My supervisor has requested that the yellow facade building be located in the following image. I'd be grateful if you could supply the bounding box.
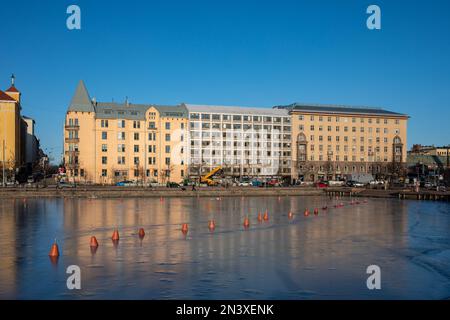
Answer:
[0,76,22,171]
[276,103,409,182]
[64,81,188,184]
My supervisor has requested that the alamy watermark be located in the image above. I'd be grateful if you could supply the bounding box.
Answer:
[366,265,381,290]
[367,5,381,30]
[66,265,81,290]
[66,5,81,30]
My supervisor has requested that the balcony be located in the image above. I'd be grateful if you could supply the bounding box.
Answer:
[65,150,80,156]
[65,137,79,143]
[65,124,80,130]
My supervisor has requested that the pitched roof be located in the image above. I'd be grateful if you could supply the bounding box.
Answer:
[5,86,19,93]
[94,103,187,120]
[0,90,16,102]
[68,80,95,112]
[274,103,408,117]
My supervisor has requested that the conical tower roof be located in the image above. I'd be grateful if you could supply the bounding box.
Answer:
[68,80,94,112]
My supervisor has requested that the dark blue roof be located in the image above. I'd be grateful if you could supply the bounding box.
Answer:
[274,103,408,117]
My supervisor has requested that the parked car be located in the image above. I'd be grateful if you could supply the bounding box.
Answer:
[238,181,251,187]
[116,180,137,187]
[166,182,181,188]
[369,180,385,185]
[346,180,365,187]
[328,180,345,186]
[315,181,328,188]
[57,181,76,188]
[251,180,262,187]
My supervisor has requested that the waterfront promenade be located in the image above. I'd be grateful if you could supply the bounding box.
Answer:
[0,185,449,201]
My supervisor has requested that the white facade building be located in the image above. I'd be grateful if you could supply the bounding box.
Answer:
[183,104,292,179]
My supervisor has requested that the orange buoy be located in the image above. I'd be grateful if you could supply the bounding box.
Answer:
[90,236,99,248]
[314,208,319,216]
[208,220,216,231]
[243,217,250,228]
[111,229,120,241]
[181,223,189,233]
[257,212,263,222]
[138,228,145,238]
[304,209,310,217]
[288,211,294,219]
[263,212,269,221]
[49,240,60,257]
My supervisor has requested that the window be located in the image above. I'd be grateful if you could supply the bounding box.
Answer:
[118,144,125,152]
[148,132,156,141]
[299,115,304,121]
[165,145,170,153]
[133,121,140,129]
[165,122,171,130]
[165,157,170,165]
[165,134,170,141]
[102,157,107,165]
[118,156,125,165]
[118,120,125,128]
[101,120,108,128]
[118,132,125,140]
[148,122,156,129]
[102,132,107,140]
[310,125,315,131]
[148,157,156,165]
[134,145,139,153]
[134,132,139,140]
[134,157,139,165]
[101,144,107,152]
[101,169,107,177]
[299,125,304,131]
[181,123,185,129]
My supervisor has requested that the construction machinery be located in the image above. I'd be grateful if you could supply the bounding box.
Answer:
[200,166,222,186]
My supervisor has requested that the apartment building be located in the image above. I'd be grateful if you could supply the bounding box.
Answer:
[409,144,450,157]
[64,81,408,184]
[184,104,292,179]
[64,81,188,184]
[275,103,409,182]
[1,75,42,179]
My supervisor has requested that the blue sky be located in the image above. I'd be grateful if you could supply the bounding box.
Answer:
[1,0,449,162]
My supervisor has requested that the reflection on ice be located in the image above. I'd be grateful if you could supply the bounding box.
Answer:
[0,196,449,299]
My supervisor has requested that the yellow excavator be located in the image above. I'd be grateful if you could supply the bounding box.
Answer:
[200,166,222,186]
